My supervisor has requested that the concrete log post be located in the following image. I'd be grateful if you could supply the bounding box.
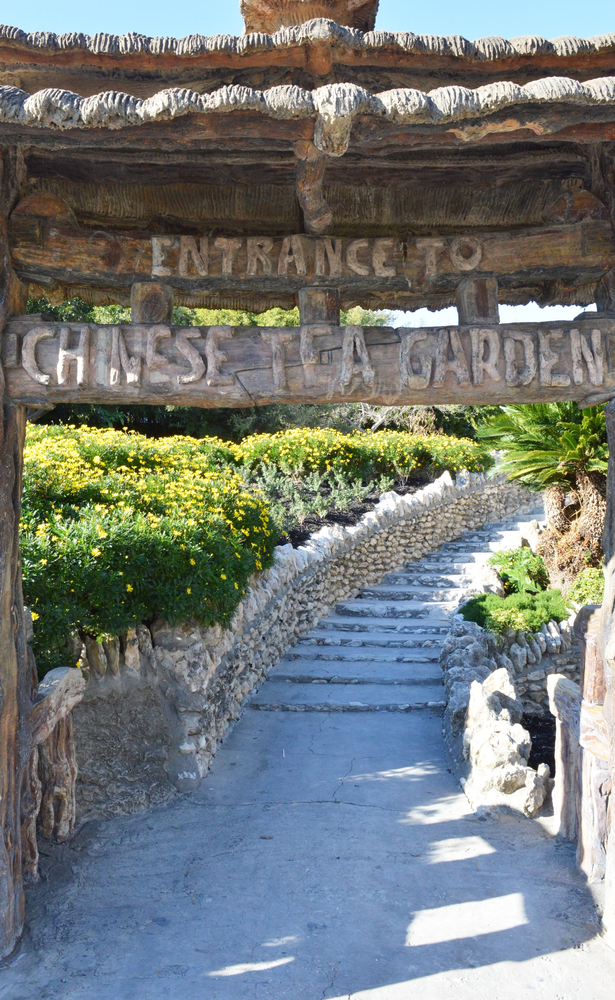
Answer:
[600,400,615,947]
[575,605,610,881]
[547,673,582,841]
[0,148,32,957]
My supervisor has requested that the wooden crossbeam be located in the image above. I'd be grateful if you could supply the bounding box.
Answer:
[9,209,615,310]
[3,316,614,408]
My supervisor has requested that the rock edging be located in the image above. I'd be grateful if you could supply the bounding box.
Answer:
[72,469,533,819]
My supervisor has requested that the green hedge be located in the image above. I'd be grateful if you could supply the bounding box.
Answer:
[459,590,569,634]
[22,426,275,673]
[236,428,492,480]
[23,424,491,673]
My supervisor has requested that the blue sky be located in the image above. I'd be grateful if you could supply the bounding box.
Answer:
[4,0,613,41]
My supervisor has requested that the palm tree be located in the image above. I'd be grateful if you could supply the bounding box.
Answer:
[476,403,608,541]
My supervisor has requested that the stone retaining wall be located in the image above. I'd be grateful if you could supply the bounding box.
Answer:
[71,470,534,820]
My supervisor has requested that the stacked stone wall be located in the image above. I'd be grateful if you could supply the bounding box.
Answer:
[72,470,535,819]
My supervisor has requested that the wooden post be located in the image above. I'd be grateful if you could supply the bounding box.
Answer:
[600,400,615,947]
[456,276,500,325]
[294,140,332,236]
[575,606,610,881]
[298,286,340,325]
[130,282,173,324]
[0,148,31,957]
[547,674,582,841]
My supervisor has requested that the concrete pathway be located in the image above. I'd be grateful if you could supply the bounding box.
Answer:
[3,501,615,999]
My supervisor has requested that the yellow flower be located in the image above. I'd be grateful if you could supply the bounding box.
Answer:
[91,548,101,557]
[187,587,191,594]
[190,558,196,565]
[126,584,133,592]
[30,611,39,620]
[220,573,226,580]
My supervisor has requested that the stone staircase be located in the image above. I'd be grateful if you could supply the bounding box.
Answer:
[250,499,546,714]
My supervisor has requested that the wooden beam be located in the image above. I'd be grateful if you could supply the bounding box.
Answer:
[8,204,615,312]
[2,316,615,409]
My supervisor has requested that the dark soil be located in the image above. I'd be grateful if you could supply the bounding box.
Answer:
[278,481,423,548]
[524,713,556,774]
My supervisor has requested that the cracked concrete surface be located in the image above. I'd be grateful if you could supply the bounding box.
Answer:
[2,709,614,999]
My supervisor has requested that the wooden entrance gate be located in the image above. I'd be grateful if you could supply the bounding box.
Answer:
[1,6,615,955]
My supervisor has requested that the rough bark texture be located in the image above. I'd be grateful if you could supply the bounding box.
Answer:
[543,484,571,535]
[0,148,31,958]
[37,715,79,843]
[547,673,582,842]
[600,400,615,947]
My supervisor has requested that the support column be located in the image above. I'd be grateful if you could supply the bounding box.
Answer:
[456,276,499,325]
[0,148,30,956]
[600,400,615,948]
[130,282,173,324]
[294,140,332,236]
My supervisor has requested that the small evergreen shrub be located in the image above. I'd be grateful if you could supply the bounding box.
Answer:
[460,590,568,634]
[567,567,604,606]
[488,547,550,595]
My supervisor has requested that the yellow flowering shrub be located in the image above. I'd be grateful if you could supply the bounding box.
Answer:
[22,425,275,673]
[237,427,491,480]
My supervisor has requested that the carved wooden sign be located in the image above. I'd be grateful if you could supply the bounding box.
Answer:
[9,215,615,303]
[3,316,614,408]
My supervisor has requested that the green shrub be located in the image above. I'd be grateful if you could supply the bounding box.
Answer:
[460,590,568,634]
[236,428,491,481]
[488,547,550,595]
[22,426,275,674]
[567,567,604,606]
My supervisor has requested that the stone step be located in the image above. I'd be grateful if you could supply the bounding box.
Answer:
[379,573,473,587]
[269,660,442,684]
[297,632,445,647]
[334,601,452,619]
[308,617,450,633]
[358,586,465,602]
[286,646,440,662]
[250,680,446,712]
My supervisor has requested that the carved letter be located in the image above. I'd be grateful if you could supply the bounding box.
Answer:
[278,237,307,276]
[399,330,432,389]
[571,329,604,386]
[504,333,537,386]
[339,326,375,388]
[205,326,235,386]
[22,327,53,385]
[432,329,470,387]
[214,237,242,276]
[261,330,294,391]
[449,237,482,272]
[110,328,141,386]
[300,324,331,366]
[178,236,208,277]
[372,239,396,278]
[151,236,174,277]
[146,326,172,368]
[315,238,342,277]
[247,237,273,275]
[416,239,444,280]
[57,326,90,386]
[470,328,501,385]
[539,329,571,387]
[346,240,371,276]
[176,330,206,385]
